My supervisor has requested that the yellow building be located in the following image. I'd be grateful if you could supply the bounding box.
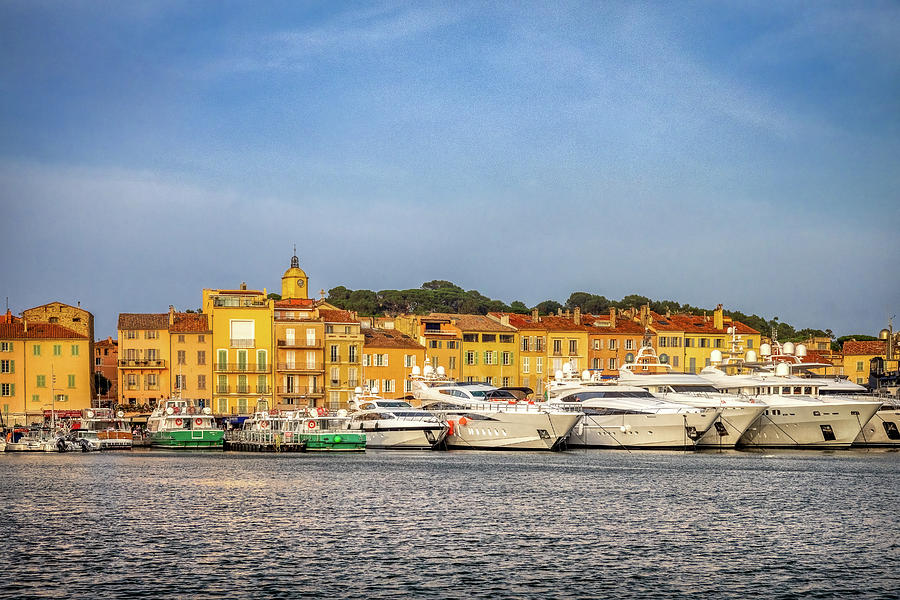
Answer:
[421,313,517,387]
[843,340,888,386]
[117,313,171,408]
[492,310,547,394]
[1,310,93,425]
[362,328,425,399]
[321,309,363,409]
[203,284,274,416]
[394,314,462,379]
[168,309,213,407]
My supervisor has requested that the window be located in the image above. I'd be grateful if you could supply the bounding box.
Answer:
[523,357,530,373]
[146,374,158,389]
[405,380,412,394]
[348,368,358,388]
[747,339,754,348]
[31,394,39,403]
[95,357,101,366]
[218,398,228,414]
[177,334,185,343]
[349,345,358,363]
[198,335,205,343]
[593,340,600,350]
[535,337,544,352]
[569,340,578,355]
[0,383,12,396]
[463,334,478,342]
[67,374,75,388]
[344,326,351,335]
[147,349,159,361]
[447,341,458,349]
[522,337,530,352]
[330,367,339,385]
[237,398,248,414]
[658,337,667,348]
[145,330,158,339]
[502,351,512,366]
[257,349,267,370]
[197,350,206,365]
[673,356,679,367]
[608,358,616,370]
[330,345,340,363]
[485,377,493,386]
[552,339,562,355]
[363,354,370,367]
[625,339,633,351]
[71,344,80,356]
[609,339,617,351]
[0,342,11,352]
[53,344,62,356]
[127,374,138,387]
[482,334,496,343]
[715,338,723,348]
[500,335,514,343]
[404,355,416,368]
[177,350,186,365]
[55,393,68,403]
[37,375,46,388]
[126,331,136,339]
[198,375,206,390]
[32,344,40,355]
[536,357,543,374]
[700,338,709,348]
[175,375,186,390]
[464,351,477,366]
[257,375,268,393]
[325,325,334,334]
[484,351,495,365]
[0,360,11,373]
[856,361,864,371]
[448,356,456,370]
[592,358,600,369]
[383,379,395,393]
[217,349,227,369]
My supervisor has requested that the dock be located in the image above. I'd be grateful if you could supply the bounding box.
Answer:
[223,430,308,452]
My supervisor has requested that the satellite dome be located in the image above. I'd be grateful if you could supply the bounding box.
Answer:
[581,370,590,381]
[775,362,790,377]
[760,343,771,356]
[745,350,758,363]
[411,365,421,376]
[796,344,807,357]
[783,342,795,355]
[710,350,723,364]
[727,327,734,334]
[423,365,433,376]
[436,366,446,376]
[555,370,564,381]
[354,386,363,395]
[562,363,572,374]
[879,329,891,340]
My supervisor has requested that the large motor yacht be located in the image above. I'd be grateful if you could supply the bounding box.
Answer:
[546,367,721,449]
[347,387,448,449]
[409,365,580,451]
[618,345,766,449]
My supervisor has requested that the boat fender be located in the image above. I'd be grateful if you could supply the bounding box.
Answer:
[175,418,183,427]
[458,417,468,426]
[447,420,456,436]
[334,435,342,443]
[194,418,203,426]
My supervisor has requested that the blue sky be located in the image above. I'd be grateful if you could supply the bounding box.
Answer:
[1,1,898,339]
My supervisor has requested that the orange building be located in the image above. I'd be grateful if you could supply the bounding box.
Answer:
[94,337,118,402]
[362,328,425,399]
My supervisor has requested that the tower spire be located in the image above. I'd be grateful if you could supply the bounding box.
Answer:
[291,244,299,269]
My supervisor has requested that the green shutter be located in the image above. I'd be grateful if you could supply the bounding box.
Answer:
[31,394,39,403]
[33,344,40,356]
[9,360,13,374]
[68,374,75,388]
[257,350,266,370]
[10,384,14,396]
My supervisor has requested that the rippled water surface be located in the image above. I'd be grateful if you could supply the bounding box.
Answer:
[1,449,898,599]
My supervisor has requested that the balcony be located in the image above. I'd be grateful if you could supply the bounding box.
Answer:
[276,386,323,397]
[256,385,271,394]
[118,359,166,368]
[277,338,323,348]
[230,338,255,348]
[214,363,270,373]
[216,385,230,394]
[276,362,323,372]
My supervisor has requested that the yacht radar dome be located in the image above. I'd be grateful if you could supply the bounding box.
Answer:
[423,365,434,377]
[581,370,590,380]
[783,342,795,355]
[436,366,446,376]
[879,328,891,340]
[745,350,758,362]
[710,350,723,364]
[796,344,807,357]
[775,362,790,376]
[562,363,572,374]
[555,370,564,381]
[760,343,772,356]
[411,365,421,376]
[354,386,363,395]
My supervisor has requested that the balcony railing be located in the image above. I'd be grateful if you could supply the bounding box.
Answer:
[277,339,323,348]
[216,385,230,394]
[118,359,166,368]
[276,362,323,371]
[256,385,271,394]
[214,363,269,373]
[125,384,140,391]
[235,385,250,394]
[276,386,323,396]
[230,338,255,348]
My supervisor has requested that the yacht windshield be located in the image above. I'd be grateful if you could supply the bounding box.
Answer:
[562,390,655,402]
[670,385,719,393]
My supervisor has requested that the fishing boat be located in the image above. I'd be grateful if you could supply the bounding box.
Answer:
[147,397,223,449]
[283,407,366,452]
[74,408,133,450]
[5,427,58,452]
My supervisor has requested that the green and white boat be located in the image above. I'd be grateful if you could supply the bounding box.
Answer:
[283,408,366,452]
[147,397,224,449]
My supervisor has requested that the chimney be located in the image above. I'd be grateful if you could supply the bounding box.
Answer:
[557,308,562,317]
[609,307,616,328]
[169,305,175,326]
[640,304,650,328]
[240,282,247,290]
[714,304,724,330]
[107,336,112,344]
[532,308,539,323]
[501,314,510,326]
[665,308,671,318]
[574,307,581,325]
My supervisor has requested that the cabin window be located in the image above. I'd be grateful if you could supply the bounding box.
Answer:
[803,387,812,395]
[781,387,790,395]
[813,411,820,416]
[820,424,836,441]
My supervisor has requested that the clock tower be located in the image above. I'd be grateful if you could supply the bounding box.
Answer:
[281,247,309,300]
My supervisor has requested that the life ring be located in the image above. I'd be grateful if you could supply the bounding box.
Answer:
[260,421,270,429]
[307,420,316,429]
[316,406,327,417]
[173,406,181,415]
[194,418,203,426]
[175,418,183,426]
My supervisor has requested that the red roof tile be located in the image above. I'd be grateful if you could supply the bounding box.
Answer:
[319,309,358,323]
[274,298,317,308]
[169,313,210,333]
[363,329,424,350]
[0,322,87,340]
[843,340,887,356]
[428,313,516,332]
[118,313,169,330]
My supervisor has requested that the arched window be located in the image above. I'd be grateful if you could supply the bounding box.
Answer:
[625,352,635,363]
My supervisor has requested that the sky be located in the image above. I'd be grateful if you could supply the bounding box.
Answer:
[1,1,898,340]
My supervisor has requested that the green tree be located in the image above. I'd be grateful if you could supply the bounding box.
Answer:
[535,300,563,315]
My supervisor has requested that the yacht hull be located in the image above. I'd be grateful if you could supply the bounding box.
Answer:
[696,405,768,449]
[853,407,900,447]
[567,410,719,449]
[357,426,447,450]
[442,411,580,450]
[739,401,880,449]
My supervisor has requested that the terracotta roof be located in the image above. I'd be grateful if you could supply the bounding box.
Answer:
[729,320,759,335]
[274,298,317,308]
[843,340,887,356]
[585,319,646,335]
[802,350,833,365]
[647,312,685,331]
[0,322,87,340]
[427,313,516,332]
[95,338,118,348]
[118,313,169,330]
[169,313,210,333]
[363,329,424,350]
[319,309,358,323]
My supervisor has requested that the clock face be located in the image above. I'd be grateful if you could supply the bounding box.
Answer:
[297,279,305,287]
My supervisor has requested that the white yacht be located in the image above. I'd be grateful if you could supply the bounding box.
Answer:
[5,427,58,452]
[347,388,448,449]
[618,346,766,448]
[699,362,881,449]
[76,408,133,450]
[409,366,580,451]
[546,369,721,449]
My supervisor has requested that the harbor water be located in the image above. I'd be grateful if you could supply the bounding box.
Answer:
[1,449,898,599]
